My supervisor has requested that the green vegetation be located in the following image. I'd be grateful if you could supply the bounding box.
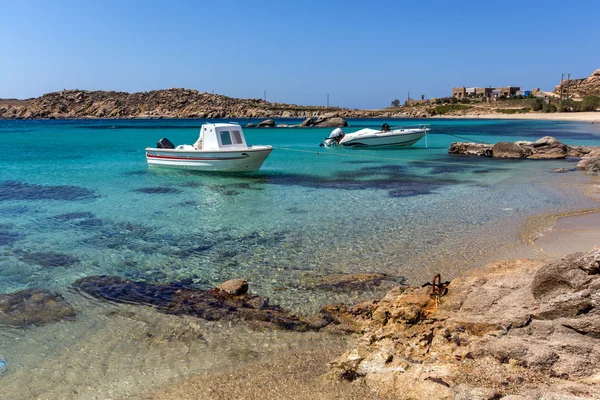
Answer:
[582,95,600,112]
[531,98,545,111]
[543,102,557,113]
[496,108,530,114]
[390,99,401,107]
[434,104,471,115]
[557,99,581,112]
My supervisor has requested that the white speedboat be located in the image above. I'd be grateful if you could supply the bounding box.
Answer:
[320,124,430,148]
[146,123,272,172]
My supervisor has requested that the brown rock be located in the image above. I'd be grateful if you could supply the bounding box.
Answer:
[300,117,314,127]
[257,119,275,127]
[312,117,348,128]
[577,156,600,175]
[327,249,600,398]
[448,142,493,157]
[526,136,568,159]
[216,279,249,295]
[492,142,529,159]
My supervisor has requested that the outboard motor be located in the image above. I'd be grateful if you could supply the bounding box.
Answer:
[156,137,175,149]
[320,127,345,147]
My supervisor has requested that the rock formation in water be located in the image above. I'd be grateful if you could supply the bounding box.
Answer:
[449,136,600,167]
[73,276,329,331]
[325,248,600,399]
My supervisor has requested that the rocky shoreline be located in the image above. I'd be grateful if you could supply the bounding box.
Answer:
[325,248,600,399]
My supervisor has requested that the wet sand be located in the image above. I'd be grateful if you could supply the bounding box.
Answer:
[535,211,600,255]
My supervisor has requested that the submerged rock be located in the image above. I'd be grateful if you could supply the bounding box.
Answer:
[73,276,327,331]
[0,289,75,327]
[312,273,393,291]
[16,250,79,268]
[0,181,96,201]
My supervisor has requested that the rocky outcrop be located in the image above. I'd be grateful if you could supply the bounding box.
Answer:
[448,142,493,157]
[526,136,569,159]
[298,115,348,128]
[577,156,600,176]
[0,289,75,327]
[326,249,600,398]
[554,68,600,98]
[492,142,530,159]
[73,276,328,331]
[257,119,275,128]
[0,89,390,120]
[451,136,597,161]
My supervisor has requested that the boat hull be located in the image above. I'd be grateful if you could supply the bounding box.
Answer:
[340,130,427,147]
[145,146,273,172]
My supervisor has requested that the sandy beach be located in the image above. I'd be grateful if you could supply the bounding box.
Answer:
[439,111,600,122]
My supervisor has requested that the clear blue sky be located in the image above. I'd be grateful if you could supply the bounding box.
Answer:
[1,0,599,109]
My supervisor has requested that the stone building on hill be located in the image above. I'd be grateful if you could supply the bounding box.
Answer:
[452,86,520,100]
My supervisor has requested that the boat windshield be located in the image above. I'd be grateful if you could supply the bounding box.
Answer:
[220,131,233,145]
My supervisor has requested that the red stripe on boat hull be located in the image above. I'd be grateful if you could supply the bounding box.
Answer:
[146,153,249,161]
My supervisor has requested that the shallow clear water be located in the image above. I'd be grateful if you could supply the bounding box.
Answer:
[0,118,599,397]
[1,119,599,301]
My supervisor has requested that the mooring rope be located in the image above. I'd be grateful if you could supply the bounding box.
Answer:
[273,146,570,173]
[430,132,490,144]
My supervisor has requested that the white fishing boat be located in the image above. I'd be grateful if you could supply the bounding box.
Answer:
[320,124,430,148]
[146,123,272,172]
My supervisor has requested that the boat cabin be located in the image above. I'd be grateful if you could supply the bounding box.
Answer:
[195,123,249,151]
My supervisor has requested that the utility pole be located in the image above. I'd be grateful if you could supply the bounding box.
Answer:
[560,73,564,102]
[264,90,267,102]
[326,93,329,108]
[566,73,570,100]
[408,92,410,101]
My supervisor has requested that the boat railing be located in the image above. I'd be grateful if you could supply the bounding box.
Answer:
[389,124,430,131]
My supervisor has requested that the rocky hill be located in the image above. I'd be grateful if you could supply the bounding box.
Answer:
[554,69,600,98]
[0,89,397,120]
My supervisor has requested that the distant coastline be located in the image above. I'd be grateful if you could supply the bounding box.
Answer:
[1,88,598,122]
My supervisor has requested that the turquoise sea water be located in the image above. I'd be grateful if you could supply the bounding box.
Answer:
[1,118,600,397]
[1,119,600,306]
